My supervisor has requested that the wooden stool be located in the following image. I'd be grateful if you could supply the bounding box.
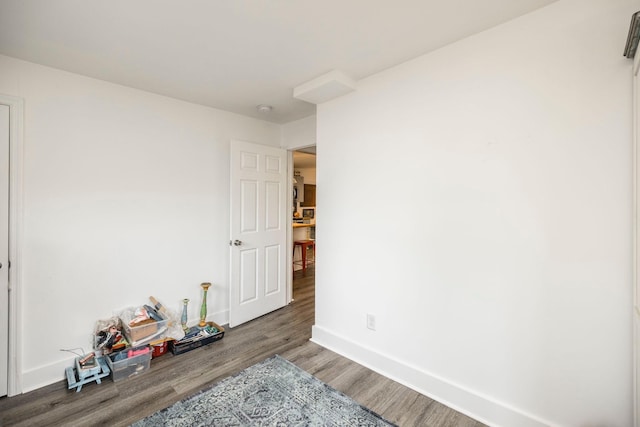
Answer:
[293,240,315,272]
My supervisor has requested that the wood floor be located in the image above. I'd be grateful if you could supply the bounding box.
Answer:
[0,266,486,427]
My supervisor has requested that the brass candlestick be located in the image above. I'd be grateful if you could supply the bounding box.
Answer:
[199,282,211,328]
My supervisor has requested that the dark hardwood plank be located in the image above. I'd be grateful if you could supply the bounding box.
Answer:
[0,266,486,426]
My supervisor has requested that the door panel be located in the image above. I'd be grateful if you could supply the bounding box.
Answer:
[230,140,287,327]
[239,248,258,303]
[240,180,258,232]
[265,181,281,230]
[265,245,280,295]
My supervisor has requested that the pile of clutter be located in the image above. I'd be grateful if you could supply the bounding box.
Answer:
[65,296,185,391]
[94,296,186,365]
[65,288,225,391]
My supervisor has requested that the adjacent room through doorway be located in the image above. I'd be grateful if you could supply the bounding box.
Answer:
[292,147,316,278]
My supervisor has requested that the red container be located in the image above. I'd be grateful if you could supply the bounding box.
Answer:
[151,341,169,358]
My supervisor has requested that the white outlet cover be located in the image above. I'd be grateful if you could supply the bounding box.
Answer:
[366,314,376,330]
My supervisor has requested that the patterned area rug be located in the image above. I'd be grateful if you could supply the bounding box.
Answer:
[132,355,396,426]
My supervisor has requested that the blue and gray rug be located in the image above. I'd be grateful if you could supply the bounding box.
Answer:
[132,354,396,426]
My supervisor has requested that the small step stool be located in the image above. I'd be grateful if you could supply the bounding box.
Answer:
[66,356,110,392]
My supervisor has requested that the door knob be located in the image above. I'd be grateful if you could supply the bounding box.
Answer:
[233,240,242,246]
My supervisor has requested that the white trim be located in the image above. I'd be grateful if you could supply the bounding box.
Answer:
[311,325,553,427]
[287,150,294,303]
[635,312,640,427]
[0,94,23,396]
[633,57,640,427]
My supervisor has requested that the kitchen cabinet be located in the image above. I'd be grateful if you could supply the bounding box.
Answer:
[301,184,316,207]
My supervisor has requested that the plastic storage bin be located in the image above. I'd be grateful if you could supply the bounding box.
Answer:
[106,346,151,382]
[120,308,169,345]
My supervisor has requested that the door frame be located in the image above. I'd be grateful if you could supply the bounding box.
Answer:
[288,144,316,292]
[286,150,294,303]
[0,94,24,396]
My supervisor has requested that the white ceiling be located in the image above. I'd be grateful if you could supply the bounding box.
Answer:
[0,0,557,124]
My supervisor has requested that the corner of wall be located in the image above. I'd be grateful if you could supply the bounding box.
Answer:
[311,325,553,427]
[282,115,317,150]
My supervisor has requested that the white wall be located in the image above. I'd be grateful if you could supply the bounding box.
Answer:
[282,115,316,150]
[312,0,636,426]
[0,54,282,391]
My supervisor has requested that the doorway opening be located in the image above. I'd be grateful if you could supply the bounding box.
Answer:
[292,147,316,280]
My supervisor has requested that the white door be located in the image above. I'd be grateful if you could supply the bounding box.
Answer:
[229,140,288,327]
[0,104,9,397]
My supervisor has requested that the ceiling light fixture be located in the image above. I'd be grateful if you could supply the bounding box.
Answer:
[256,104,273,113]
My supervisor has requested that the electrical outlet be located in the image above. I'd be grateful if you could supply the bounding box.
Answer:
[366,313,376,331]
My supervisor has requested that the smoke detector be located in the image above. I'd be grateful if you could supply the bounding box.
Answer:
[256,104,273,114]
